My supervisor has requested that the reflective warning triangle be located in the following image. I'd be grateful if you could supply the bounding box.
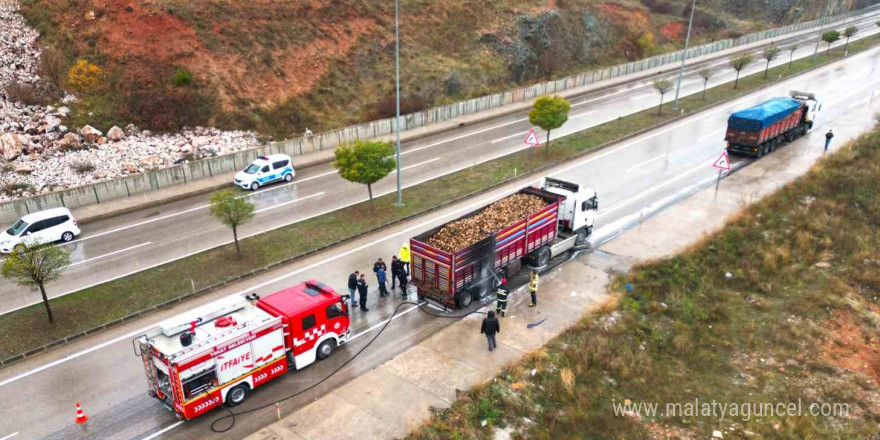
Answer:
[524,129,540,146]
[713,151,731,171]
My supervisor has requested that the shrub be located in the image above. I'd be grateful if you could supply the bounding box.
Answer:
[67,59,103,93]
[69,160,96,173]
[172,67,193,86]
[121,88,216,132]
[1,182,34,195]
[3,81,56,105]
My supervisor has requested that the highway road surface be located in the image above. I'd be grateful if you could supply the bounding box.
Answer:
[0,31,879,440]
[0,14,878,314]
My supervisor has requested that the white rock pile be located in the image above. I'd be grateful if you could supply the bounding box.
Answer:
[0,0,262,202]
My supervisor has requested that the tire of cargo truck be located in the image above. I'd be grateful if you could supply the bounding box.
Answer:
[532,246,551,267]
[456,289,474,308]
[226,383,250,407]
[316,339,336,360]
[574,228,590,247]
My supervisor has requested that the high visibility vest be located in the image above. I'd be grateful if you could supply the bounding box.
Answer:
[529,275,539,292]
[399,246,410,263]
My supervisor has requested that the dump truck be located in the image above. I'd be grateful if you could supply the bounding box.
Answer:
[410,177,598,308]
[725,91,819,157]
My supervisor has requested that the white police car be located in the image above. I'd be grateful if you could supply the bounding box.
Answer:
[234,154,295,191]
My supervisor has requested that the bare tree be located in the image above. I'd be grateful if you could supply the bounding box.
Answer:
[788,44,797,69]
[698,68,712,99]
[653,79,673,115]
[762,46,780,78]
[2,243,71,324]
[729,54,754,89]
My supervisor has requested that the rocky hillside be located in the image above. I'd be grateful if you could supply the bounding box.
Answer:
[12,0,869,140]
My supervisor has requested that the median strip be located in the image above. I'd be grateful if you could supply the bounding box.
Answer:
[1,34,878,366]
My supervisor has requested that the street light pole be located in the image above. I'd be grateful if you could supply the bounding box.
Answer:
[393,0,404,206]
[813,0,832,63]
[672,0,696,110]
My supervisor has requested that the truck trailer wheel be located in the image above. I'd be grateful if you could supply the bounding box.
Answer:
[317,339,336,360]
[456,290,474,309]
[226,383,250,407]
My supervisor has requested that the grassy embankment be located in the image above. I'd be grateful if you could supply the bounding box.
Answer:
[406,121,880,440]
[1,35,879,362]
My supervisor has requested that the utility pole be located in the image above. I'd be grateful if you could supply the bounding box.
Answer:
[813,0,832,63]
[393,0,404,206]
[672,0,697,110]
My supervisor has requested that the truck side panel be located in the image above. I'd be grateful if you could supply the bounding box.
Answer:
[410,240,453,299]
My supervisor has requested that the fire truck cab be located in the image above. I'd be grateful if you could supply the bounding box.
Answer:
[135,280,350,420]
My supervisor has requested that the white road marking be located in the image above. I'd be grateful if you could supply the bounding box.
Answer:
[283,169,337,184]
[68,242,152,268]
[0,433,19,440]
[570,110,598,119]
[348,302,424,343]
[254,192,326,214]
[394,157,441,173]
[599,162,708,218]
[400,118,529,156]
[491,130,535,144]
[3,32,878,387]
[698,128,727,142]
[140,421,184,440]
[626,154,668,172]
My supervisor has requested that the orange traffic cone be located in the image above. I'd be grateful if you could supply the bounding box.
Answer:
[74,402,89,424]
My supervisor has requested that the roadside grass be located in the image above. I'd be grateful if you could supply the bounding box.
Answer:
[1,35,879,362]
[406,124,880,439]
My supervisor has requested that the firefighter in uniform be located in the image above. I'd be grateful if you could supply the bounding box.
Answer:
[496,278,510,317]
[528,270,539,307]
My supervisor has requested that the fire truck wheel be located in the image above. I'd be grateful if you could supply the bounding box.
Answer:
[226,384,250,407]
[317,339,336,360]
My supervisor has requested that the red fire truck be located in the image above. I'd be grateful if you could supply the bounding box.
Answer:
[134,280,351,420]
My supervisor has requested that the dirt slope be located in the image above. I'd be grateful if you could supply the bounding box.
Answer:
[16,0,865,138]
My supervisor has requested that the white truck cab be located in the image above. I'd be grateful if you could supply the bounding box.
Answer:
[536,177,598,264]
[790,90,820,130]
[234,154,295,191]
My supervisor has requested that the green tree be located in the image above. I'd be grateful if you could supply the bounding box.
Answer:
[762,46,780,78]
[2,243,71,324]
[842,26,858,52]
[67,59,102,93]
[209,189,255,259]
[729,54,754,89]
[528,95,571,151]
[652,79,673,115]
[822,30,841,54]
[787,44,798,69]
[333,140,397,201]
[698,68,712,99]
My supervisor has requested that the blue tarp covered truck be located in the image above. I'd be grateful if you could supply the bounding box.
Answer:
[725,91,819,157]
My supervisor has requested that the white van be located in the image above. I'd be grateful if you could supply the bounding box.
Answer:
[0,207,81,253]
[233,154,295,191]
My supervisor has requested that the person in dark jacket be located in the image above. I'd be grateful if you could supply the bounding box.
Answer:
[373,258,386,277]
[357,274,369,312]
[398,269,409,298]
[825,129,834,151]
[377,266,389,297]
[347,270,359,307]
[390,256,403,289]
[481,311,500,351]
